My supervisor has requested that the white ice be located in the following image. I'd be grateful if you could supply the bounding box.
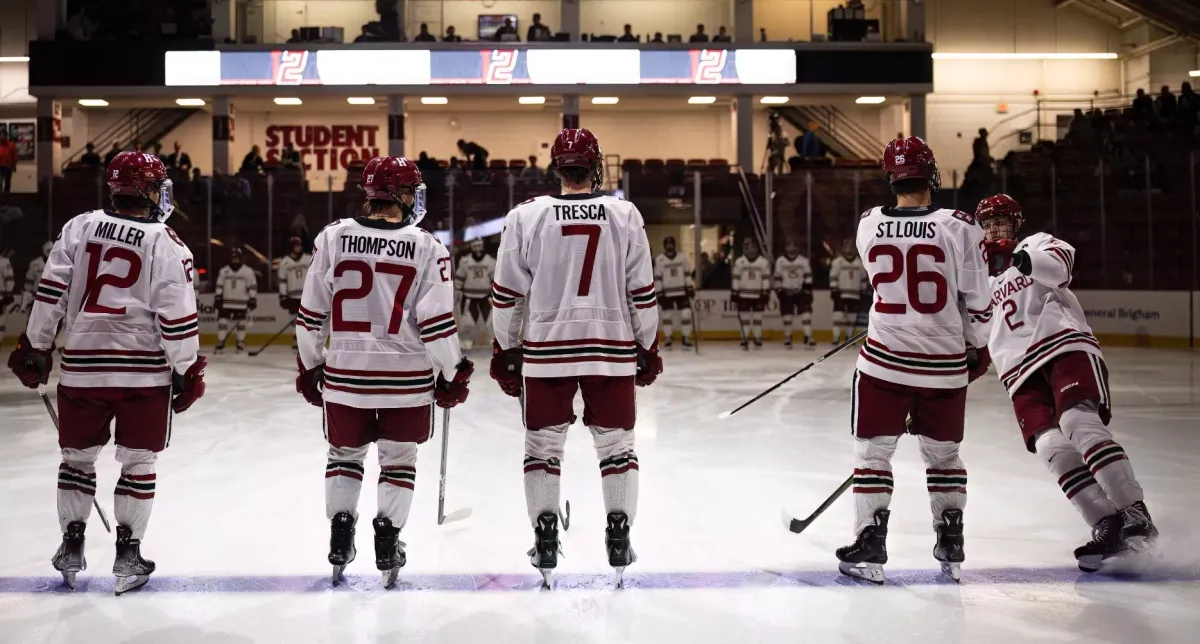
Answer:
[1,344,1199,644]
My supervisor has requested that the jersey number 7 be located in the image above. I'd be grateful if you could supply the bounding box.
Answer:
[562,224,600,297]
[332,260,417,334]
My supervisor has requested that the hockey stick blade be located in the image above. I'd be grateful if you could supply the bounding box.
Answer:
[39,385,112,533]
[719,330,866,420]
[782,474,853,535]
[439,507,473,525]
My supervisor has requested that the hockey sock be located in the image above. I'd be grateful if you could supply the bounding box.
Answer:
[216,319,230,346]
[376,440,418,530]
[681,306,693,340]
[661,308,674,343]
[593,425,639,523]
[782,314,794,342]
[459,308,477,349]
[833,311,846,342]
[57,446,100,532]
[800,312,813,340]
[113,447,158,540]
[852,435,897,536]
[524,423,568,527]
[1034,429,1116,526]
[235,321,247,346]
[1062,405,1143,509]
[751,312,763,342]
[326,445,369,520]
[919,436,967,531]
[738,312,750,341]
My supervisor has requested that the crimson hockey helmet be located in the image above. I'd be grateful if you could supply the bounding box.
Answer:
[361,156,427,226]
[107,151,175,222]
[550,128,604,192]
[882,136,940,194]
[976,193,1024,242]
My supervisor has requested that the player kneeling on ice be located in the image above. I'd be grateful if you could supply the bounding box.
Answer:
[489,128,662,589]
[294,156,473,589]
[7,151,207,594]
[840,137,994,584]
[977,194,1157,572]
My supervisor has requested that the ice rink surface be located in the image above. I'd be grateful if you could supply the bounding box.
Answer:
[1,343,1199,644]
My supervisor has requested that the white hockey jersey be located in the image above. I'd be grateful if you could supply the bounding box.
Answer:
[297,217,462,409]
[830,255,867,299]
[215,264,258,311]
[732,255,772,299]
[277,252,312,299]
[0,255,13,299]
[25,256,45,294]
[455,253,496,300]
[654,252,691,298]
[25,210,200,388]
[774,254,813,292]
[987,233,1100,395]
[855,206,993,389]
[491,193,658,378]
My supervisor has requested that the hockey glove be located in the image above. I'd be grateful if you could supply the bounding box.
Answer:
[435,357,474,409]
[966,345,992,383]
[278,294,288,307]
[171,356,208,413]
[7,333,53,389]
[489,340,523,398]
[295,354,324,407]
[984,239,1019,277]
[0,293,12,309]
[685,285,695,299]
[247,297,257,311]
[729,292,741,309]
[214,296,224,311]
[635,342,663,387]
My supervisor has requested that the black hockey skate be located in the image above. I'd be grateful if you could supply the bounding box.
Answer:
[113,526,155,595]
[605,512,637,588]
[933,509,965,582]
[664,338,673,350]
[682,337,693,348]
[740,340,749,351]
[753,339,763,350]
[328,512,357,584]
[214,341,226,356]
[235,342,245,355]
[51,521,87,590]
[836,509,889,584]
[373,517,406,589]
[804,336,816,350]
[784,338,794,349]
[528,512,560,589]
[1074,513,1125,573]
[1119,501,1158,552]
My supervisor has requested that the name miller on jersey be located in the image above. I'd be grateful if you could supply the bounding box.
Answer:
[93,220,147,248]
[553,204,608,221]
[874,220,938,239]
[340,235,416,259]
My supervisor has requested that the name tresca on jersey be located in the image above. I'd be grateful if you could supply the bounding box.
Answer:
[340,234,416,259]
[992,273,1035,307]
[94,220,147,248]
[874,220,938,240]
[553,204,608,221]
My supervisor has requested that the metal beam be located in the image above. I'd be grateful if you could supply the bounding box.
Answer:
[1065,1,1125,28]
[1127,34,1183,57]
[1120,16,1145,29]
[1054,0,1079,8]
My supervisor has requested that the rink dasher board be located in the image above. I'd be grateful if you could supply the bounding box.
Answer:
[0,290,1194,348]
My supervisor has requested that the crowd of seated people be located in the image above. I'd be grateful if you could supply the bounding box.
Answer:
[58,0,211,42]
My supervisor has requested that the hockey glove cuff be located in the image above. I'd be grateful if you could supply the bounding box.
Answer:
[489,340,523,398]
[984,239,1018,276]
[171,356,208,413]
[7,333,53,389]
[295,354,325,407]
[635,342,663,387]
[966,345,992,383]
[435,357,474,409]
[1011,250,1032,276]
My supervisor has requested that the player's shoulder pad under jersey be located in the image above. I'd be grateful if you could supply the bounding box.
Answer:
[1019,231,1055,249]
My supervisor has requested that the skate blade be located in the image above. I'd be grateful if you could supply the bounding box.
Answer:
[114,575,149,595]
[838,561,885,585]
[940,562,962,582]
[540,569,553,590]
[381,567,400,589]
[331,564,348,585]
[61,571,77,590]
[614,566,629,589]
[1077,554,1105,573]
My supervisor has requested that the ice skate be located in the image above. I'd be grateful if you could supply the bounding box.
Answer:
[682,337,693,349]
[213,342,225,356]
[1074,513,1125,573]
[753,339,763,350]
[605,512,637,588]
[1119,501,1158,552]
[664,339,673,350]
[328,512,357,584]
[784,338,793,350]
[804,336,816,350]
[51,521,87,590]
[835,509,889,584]
[933,509,965,582]
[112,526,155,595]
[740,340,749,351]
[373,517,406,589]
[527,512,560,589]
[235,342,245,355]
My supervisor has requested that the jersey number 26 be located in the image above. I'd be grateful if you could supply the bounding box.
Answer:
[868,244,948,315]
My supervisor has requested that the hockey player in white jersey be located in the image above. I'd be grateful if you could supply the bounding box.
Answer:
[214,248,258,354]
[22,241,52,312]
[774,238,814,349]
[0,249,14,346]
[6,151,207,594]
[654,236,693,348]
[277,236,311,350]
[830,239,867,344]
[489,128,662,588]
[731,238,771,350]
[294,156,473,588]
[838,137,994,584]
[977,193,1157,572]
[454,238,495,351]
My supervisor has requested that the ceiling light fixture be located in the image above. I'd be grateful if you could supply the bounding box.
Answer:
[421,97,448,105]
[591,97,620,105]
[273,97,303,105]
[931,52,1117,60]
[760,96,789,105]
[175,98,206,107]
[78,99,109,107]
[688,96,717,105]
[519,96,546,105]
[347,97,376,105]
[855,96,886,104]
[0,56,30,63]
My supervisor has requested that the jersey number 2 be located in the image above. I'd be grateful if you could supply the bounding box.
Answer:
[82,242,142,315]
[868,244,948,314]
[332,260,417,334]
[562,224,600,297]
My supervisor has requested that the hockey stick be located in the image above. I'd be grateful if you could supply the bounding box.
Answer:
[718,329,867,420]
[248,316,298,357]
[437,408,472,525]
[38,385,112,534]
[781,475,852,534]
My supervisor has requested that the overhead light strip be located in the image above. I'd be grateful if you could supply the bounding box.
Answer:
[931,52,1117,60]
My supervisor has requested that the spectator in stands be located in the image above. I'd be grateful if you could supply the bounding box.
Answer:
[651,32,665,43]
[132,139,144,153]
[520,155,544,182]
[0,131,15,193]
[493,18,519,41]
[698,252,713,287]
[527,13,553,41]
[414,23,437,42]
[760,28,768,42]
[376,0,402,41]
[240,145,265,175]
[1132,88,1154,122]
[447,157,466,182]
[1178,82,1198,129]
[280,142,301,168]
[80,142,102,169]
[191,168,202,183]
[416,151,438,173]
[689,24,709,43]
[618,24,638,42]
[104,142,122,167]
[1066,108,1090,142]
[287,29,302,43]
[1155,85,1177,123]
[457,139,489,171]
[972,128,990,165]
[799,122,822,159]
[713,26,732,42]
[444,25,462,42]
[65,6,97,41]
[165,141,192,171]
[152,142,166,164]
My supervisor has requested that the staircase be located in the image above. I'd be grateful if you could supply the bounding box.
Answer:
[62,108,199,169]
[773,106,885,161]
